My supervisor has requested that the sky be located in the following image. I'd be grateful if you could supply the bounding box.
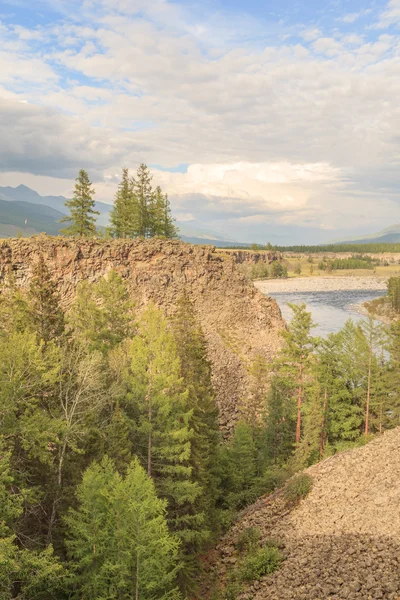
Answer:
[0,0,400,244]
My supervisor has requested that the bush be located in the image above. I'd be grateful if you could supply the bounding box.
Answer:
[235,527,261,554]
[284,473,313,503]
[238,546,282,582]
[270,262,288,279]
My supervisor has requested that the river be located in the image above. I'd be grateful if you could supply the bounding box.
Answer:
[255,277,387,337]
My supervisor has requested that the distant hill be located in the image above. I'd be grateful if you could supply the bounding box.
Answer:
[0,199,65,237]
[333,224,400,245]
[0,185,245,245]
[0,185,112,227]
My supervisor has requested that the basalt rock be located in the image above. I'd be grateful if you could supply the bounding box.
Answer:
[204,427,400,599]
[0,236,284,431]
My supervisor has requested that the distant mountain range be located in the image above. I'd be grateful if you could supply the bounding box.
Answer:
[333,224,400,245]
[0,185,244,245]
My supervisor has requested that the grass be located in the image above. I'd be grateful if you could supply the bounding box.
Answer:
[284,473,313,503]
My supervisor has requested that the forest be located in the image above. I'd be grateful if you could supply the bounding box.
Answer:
[1,253,400,599]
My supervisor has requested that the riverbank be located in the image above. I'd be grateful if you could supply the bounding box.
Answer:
[255,276,388,295]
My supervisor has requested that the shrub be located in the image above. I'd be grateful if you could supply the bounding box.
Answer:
[235,527,261,554]
[238,546,282,582]
[284,473,313,503]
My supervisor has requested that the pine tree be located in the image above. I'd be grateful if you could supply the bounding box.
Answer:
[110,168,138,238]
[219,421,258,511]
[388,320,400,426]
[28,255,65,344]
[66,456,181,600]
[263,375,296,466]
[132,164,153,237]
[68,271,135,354]
[61,169,99,237]
[360,316,386,435]
[152,186,179,238]
[0,437,64,600]
[171,295,219,592]
[274,303,316,444]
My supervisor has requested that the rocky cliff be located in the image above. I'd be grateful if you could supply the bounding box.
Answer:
[205,428,400,599]
[0,236,284,430]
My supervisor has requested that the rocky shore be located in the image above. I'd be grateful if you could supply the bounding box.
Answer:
[255,276,388,295]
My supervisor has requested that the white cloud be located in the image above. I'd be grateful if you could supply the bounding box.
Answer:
[0,0,400,241]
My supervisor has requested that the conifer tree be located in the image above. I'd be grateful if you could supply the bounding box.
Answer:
[110,167,138,238]
[152,186,179,238]
[0,437,64,599]
[219,421,258,511]
[171,295,219,591]
[132,163,153,237]
[263,375,296,466]
[28,255,65,344]
[61,169,99,237]
[68,271,135,354]
[124,305,201,555]
[274,303,316,444]
[66,456,181,600]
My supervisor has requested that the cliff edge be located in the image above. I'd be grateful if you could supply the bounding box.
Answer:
[0,236,284,430]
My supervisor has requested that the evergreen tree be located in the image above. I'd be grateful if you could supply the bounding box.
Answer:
[171,295,219,591]
[66,456,181,600]
[124,305,201,557]
[152,187,179,238]
[132,164,153,237]
[28,255,65,344]
[110,168,138,238]
[263,375,296,466]
[360,316,386,435]
[61,170,99,237]
[219,421,258,511]
[0,438,64,600]
[274,303,316,444]
[68,271,135,354]
[388,320,400,426]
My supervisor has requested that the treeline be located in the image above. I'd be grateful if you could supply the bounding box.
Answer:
[224,243,400,253]
[318,257,375,271]
[273,243,400,253]
[61,164,179,239]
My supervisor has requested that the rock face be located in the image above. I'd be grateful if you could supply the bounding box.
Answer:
[217,249,281,265]
[0,236,284,430]
[205,428,400,599]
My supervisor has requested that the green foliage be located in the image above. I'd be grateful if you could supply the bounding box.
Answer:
[250,262,269,280]
[27,255,65,343]
[235,527,261,555]
[284,473,313,503]
[318,257,375,271]
[60,169,99,237]
[110,165,178,239]
[270,261,288,278]
[68,271,135,353]
[388,276,400,312]
[66,456,181,600]
[237,546,282,582]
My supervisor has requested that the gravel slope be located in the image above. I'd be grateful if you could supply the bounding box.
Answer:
[206,429,400,600]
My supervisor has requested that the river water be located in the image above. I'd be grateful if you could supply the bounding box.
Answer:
[263,287,385,337]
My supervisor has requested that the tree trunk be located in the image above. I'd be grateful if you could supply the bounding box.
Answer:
[47,438,67,544]
[147,392,152,477]
[296,362,303,444]
[365,349,372,436]
[319,389,327,460]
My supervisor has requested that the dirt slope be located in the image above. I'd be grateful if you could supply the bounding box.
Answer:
[206,428,400,599]
[0,236,284,431]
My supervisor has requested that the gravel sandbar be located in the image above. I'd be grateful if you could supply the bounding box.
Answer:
[255,276,387,294]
